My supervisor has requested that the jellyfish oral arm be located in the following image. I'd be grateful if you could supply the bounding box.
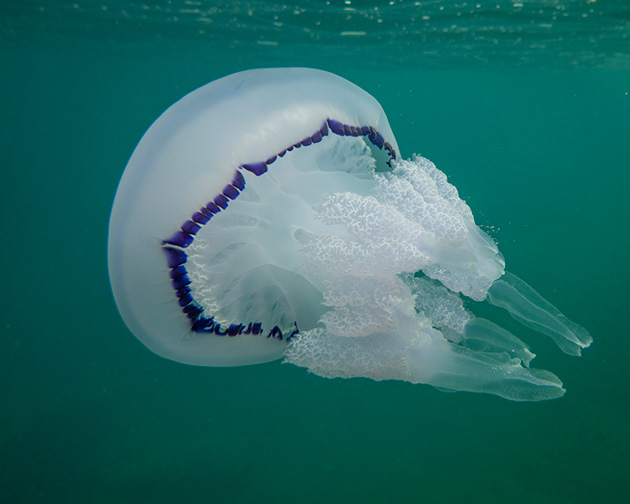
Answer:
[487,272,593,356]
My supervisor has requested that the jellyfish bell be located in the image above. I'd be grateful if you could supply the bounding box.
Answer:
[108,67,592,401]
[108,68,398,367]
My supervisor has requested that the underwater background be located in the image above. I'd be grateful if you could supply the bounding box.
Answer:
[1,1,629,503]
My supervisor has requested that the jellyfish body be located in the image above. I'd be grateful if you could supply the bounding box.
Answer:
[108,68,591,401]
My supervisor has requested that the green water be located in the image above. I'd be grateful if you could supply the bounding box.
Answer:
[1,1,629,503]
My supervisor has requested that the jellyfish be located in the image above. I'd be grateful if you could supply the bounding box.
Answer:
[108,68,592,401]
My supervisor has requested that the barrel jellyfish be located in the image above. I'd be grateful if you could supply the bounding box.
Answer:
[108,68,592,401]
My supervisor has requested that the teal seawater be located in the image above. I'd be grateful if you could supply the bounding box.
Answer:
[1,2,629,503]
